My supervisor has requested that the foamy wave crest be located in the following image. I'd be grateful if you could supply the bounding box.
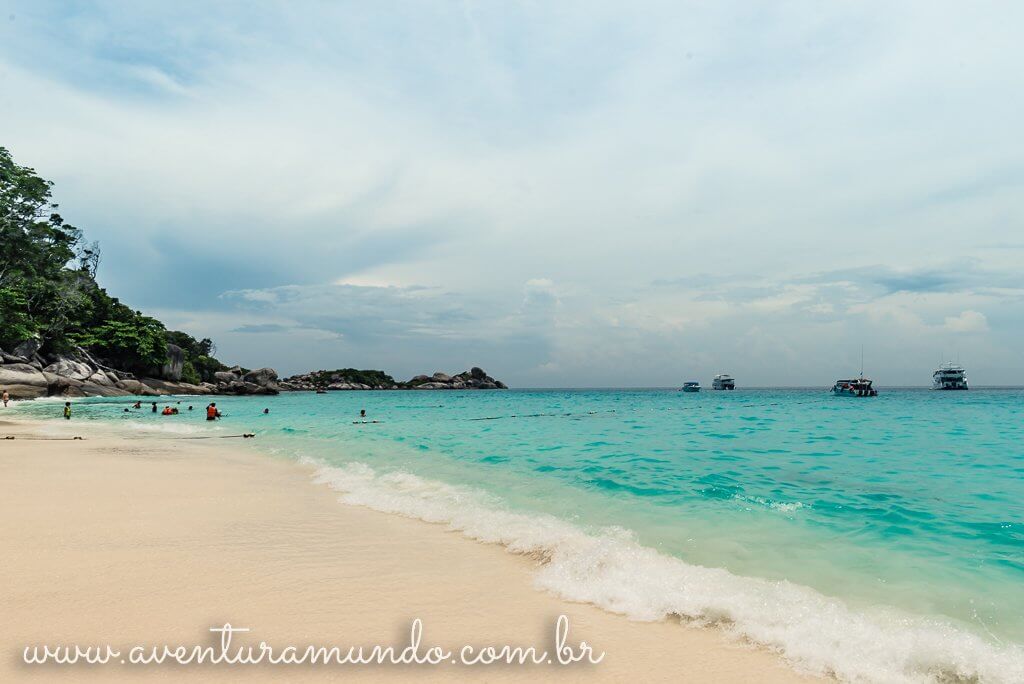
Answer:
[123,421,208,435]
[309,459,1024,683]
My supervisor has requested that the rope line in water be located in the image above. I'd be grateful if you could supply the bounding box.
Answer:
[1,436,85,441]
[465,409,616,421]
[155,433,256,440]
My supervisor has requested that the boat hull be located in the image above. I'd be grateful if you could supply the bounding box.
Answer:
[831,379,877,397]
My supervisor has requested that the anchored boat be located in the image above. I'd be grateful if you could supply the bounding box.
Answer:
[680,381,701,393]
[932,363,968,390]
[711,374,735,390]
[831,377,878,397]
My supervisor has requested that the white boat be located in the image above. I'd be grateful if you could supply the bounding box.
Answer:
[680,381,701,393]
[831,377,878,397]
[711,374,735,390]
[932,363,968,390]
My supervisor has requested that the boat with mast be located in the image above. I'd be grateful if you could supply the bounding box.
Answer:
[831,347,878,397]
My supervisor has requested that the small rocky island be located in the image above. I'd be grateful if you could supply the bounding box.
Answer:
[280,367,508,391]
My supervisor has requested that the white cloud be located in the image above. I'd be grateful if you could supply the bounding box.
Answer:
[943,310,989,333]
[2,2,1023,384]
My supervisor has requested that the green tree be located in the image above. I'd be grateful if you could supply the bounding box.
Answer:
[0,287,36,348]
[1,146,233,377]
[70,317,169,372]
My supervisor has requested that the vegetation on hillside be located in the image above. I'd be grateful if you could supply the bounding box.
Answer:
[0,146,228,379]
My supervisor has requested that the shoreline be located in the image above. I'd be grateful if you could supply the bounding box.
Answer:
[0,416,815,682]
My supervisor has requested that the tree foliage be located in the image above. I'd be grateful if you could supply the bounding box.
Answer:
[0,146,229,377]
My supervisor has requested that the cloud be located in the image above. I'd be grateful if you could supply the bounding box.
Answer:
[230,323,293,334]
[943,310,988,333]
[3,2,1024,383]
[522,278,558,310]
[801,262,1023,297]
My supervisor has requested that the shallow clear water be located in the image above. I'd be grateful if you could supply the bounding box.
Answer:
[13,388,1024,681]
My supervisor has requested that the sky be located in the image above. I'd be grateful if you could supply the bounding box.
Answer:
[1,1,1022,386]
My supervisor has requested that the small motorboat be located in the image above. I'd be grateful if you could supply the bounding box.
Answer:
[680,381,701,393]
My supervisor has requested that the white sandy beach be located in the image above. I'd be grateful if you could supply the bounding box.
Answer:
[0,416,817,682]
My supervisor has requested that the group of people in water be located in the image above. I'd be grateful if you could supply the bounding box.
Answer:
[3,394,368,424]
[54,399,274,421]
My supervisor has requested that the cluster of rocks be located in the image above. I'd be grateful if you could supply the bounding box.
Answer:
[0,340,280,399]
[212,366,281,395]
[1,337,502,399]
[406,367,507,390]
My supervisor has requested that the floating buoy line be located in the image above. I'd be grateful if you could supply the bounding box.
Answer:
[466,409,616,422]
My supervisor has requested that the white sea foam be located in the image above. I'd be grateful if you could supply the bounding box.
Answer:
[308,459,1024,683]
[734,494,807,513]
[122,421,209,435]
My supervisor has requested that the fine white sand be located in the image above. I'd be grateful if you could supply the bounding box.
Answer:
[0,417,817,682]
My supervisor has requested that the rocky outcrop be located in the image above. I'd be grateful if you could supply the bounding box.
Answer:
[281,369,397,391]
[140,378,213,396]
[0,363,49,399]
[12,335,42,360]
[43,358,94,381]
[160,343,185,381]
[3,346,507,401]
[193,366,280,395]
[214,370,239,383]
[0,346,278,399]
[1,351,30,364]
[279,366,507,391]
[113,378,159,396]
[407,367,507,390]
[243,367,278,388]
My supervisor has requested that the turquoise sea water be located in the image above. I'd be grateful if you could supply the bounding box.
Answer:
[12,388,1024,682]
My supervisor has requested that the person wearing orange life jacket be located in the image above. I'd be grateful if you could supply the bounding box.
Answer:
[206,403,221,421]
[162,406,173,416]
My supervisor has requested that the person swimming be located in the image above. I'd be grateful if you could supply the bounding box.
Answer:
[206,403,220,421]
[162,406,173,416]
[360,409,366,418]
[263,408,269,414]
[133,400,142,409]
